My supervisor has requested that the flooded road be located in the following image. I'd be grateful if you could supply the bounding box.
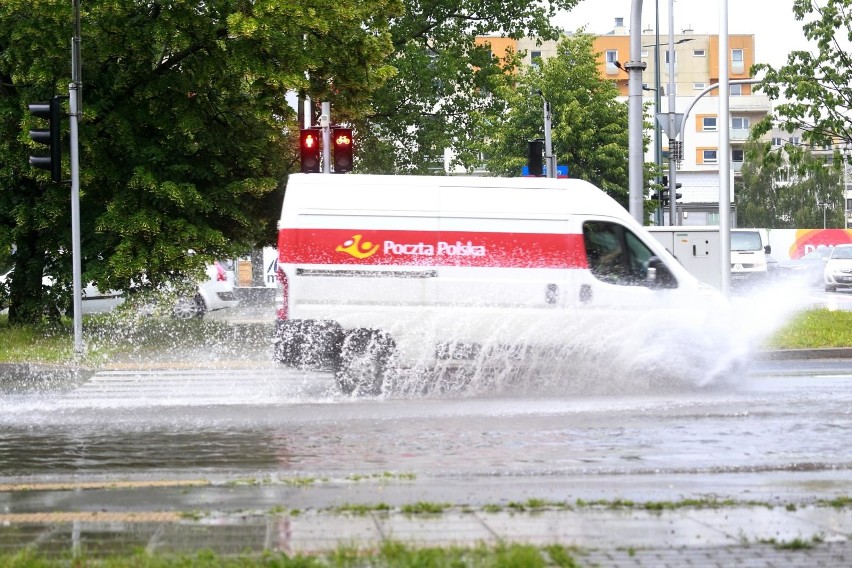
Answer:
[1,360,851,509]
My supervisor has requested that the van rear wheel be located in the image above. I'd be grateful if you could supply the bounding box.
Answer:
[273,320,343,370]
[335,329,395,396]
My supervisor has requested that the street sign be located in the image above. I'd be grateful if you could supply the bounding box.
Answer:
[656,112,684,140]
[522,165,570,178]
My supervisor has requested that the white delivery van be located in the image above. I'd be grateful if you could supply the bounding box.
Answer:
[730,228,773,284]
[274,174,726,395]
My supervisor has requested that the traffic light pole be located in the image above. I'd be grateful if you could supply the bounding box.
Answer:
[666,0,678,226]
[69,82,82,356]
[69,0,83,355]
[320,102,331,174]
[543,99,555,179]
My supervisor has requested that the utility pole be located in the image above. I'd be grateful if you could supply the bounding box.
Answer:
[627,0,647,223]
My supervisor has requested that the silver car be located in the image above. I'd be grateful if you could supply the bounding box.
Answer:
[823,244,852,292]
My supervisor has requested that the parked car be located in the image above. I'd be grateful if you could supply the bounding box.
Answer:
[824,244,852,292]
[776,248,831,287]
[171,261,239,318]
[1,261,237,318]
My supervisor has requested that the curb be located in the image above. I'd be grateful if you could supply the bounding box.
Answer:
[755,347,852,360]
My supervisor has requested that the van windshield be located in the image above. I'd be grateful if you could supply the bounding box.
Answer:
[731,231,763,252]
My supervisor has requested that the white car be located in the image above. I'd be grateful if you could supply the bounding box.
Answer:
[171,261,239,318]
[823,244,852,292]
[1,261,238,318]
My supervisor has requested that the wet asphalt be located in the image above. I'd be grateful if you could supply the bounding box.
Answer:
[1,297,851,564]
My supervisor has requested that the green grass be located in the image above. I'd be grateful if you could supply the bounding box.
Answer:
[0,542,583,567]
[765,308,852,349]
[0,312,272,365]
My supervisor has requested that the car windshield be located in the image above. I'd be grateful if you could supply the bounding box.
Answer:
[831,246,852,260]
[731,231,763,251]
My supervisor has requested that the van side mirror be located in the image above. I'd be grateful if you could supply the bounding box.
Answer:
[646,256,677,289]
[764,244,772,255]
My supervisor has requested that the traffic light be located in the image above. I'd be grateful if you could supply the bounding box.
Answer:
[332,127,353,173]
[299,128,321,173]
[28,97,63,183]
[527,140,543,176]
[652,176,682,205]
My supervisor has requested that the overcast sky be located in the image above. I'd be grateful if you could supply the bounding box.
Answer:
[554,0,815,69]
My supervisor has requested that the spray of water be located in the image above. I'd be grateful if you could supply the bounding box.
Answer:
[380,277,819,399]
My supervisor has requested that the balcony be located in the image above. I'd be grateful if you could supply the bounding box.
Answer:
[729,94,771,112]
[730,128,751,142]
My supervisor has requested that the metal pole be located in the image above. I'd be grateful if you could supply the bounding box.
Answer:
[69,85,82,355]
[654,0,663,225]
[719,0,731,295]
[69,0,82,355]
[667,0,678,226]
[543,99,555,178]
[627,0,647,223]
[320,102,331,174]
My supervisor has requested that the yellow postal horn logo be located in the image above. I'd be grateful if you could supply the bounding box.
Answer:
[336,234,379,259]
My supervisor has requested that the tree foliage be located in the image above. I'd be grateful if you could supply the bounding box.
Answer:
[476,34,630,207]
[354,0,582,174]
[754,0,852,147]
[0,0,398,323]
[737,140,844,228]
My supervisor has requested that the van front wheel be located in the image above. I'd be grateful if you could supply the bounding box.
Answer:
[335,329,396,396]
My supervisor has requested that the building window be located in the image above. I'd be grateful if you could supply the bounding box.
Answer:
[693,49,706,57]
[732,48,745,73]
[729,83,743,96]
[732,149,744,162]
[790,136,801,146]
[694,82,706,90]
[701,149,718,164]
[606,49,619,74]
[731,117,750,130]
[702,116,717,132]
[771,137,783,146]
[530,50,542,68]
[664,51,678,64]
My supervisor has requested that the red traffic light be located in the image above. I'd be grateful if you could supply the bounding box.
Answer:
[332,127,353,173]
[300,128,321,173]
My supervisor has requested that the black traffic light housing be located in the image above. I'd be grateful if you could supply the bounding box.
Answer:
[527,139,543,176]
[651,175,682,206]
[28,97,63,183]
[332,127,353,173]
[299,128,321,173]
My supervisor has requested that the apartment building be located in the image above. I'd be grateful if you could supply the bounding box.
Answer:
[486,19,773,226]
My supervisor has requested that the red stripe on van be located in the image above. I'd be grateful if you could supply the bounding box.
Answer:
[278,228,587,269]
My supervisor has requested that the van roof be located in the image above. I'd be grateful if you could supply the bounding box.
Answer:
[283,174,628,220]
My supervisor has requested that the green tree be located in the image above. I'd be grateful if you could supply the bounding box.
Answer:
[737,140,844,228]
[754,0,852,147]
[476,34,630,207]
[355,0,582,175]
[0,0,398,324]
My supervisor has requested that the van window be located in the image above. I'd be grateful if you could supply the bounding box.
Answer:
[731,231,763,251]
[583,222,657,286]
